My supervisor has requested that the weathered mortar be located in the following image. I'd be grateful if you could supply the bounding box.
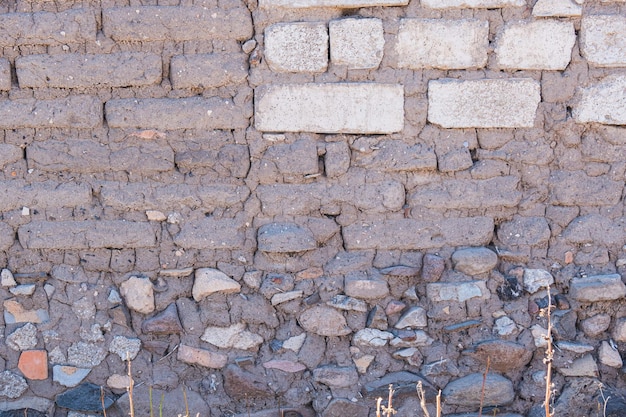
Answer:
[0,0,625,416]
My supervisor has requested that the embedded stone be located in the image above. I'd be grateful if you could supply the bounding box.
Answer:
[575,76,626,125]
[613,317,626,342]
[0,371,28,399]
[322,398,370,417]
[193,268,241,301]
[141,303,183,334]
[327,294,367,312]
[443,373,514,407]
[201,323,263,350]
[271,290,304,306]
[421,254,445,281]
[3,299,49,324]
[422,0,525,7]
[353,328,394,347]
[330,18,384,69]
[257,223,317,253]
[55,383,116,412]
[299,306,351,337]
[581,16,626,67]
[177,344,228,368]
[283,333,306,353]
[451,247,498,275]
[353,354,375,374]
[473,340,532,372]
[313,365,358,388]
[557,354,598,377]
[344,279,389,299]
[581,314,611,337]
[263,360,307,373]
[53,365,91,387]
[394,307,427,329]
[109,336,141,361]
[67,342,106,368]
[569,274,626,302]
[120,276,154,314]
[366,305,388,330]
[1,268,16,287]
[18,350,47,380]
[426,281,489,302]
[9,284,36,296]
[531,325,550,348]
[532,0,582,16]
[389,330,434,348]
[598,341,623,368]
[7,323,38,351]
[264,22,328,73]
[107,374,131,390]
[523,269,554,294]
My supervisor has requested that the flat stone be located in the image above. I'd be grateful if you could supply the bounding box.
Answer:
[575,75,626,125]
[421,254,445,281]
[109,336,141,361]
[392,347,422,365]
[380,265,419,277]
[581,314,611,337]
[177,344,228,368]
[353,354,375,374]
[523,269,554,294]
[598,341,623,368]
[556,341,594,354]
[53,365,91,387]
[120,276,154,314]
[18,350,47,380]
[389,330,434,347]
[260,0,408,7]
[1,268,16,287]
[451,247,497,275]
[344,279,389,299]
[299,306,351,337]
[159,267,193,277]
[141,303,183,334]
[201,322,263,350]
[265,22,328,73]
[0,371,28,399]
[494,316,518,336]
[9,284,35,296]
[0,397,52,413]
[613,317,626,342]
[569,274,626,302]
[353,328,394,347]
[192,268,241,301]
[366,305,388,330]
[473,340,532,372]
[283,333,307,353]
[296,267,324,280]
[443,373,514,407]
[7,322,38,351]
[3,299,49,324]
[257,222,317,253]
[271,290,304,306]
[223,364,273,399]
[146,210,166,221]
[532,0,582,16]
[362,371,436,400]
[322,398,370,417]
[394,306,427,329]
[106,374,131,390]
[55,383,116,412]
[263,360,306,373]
[327,294,368,312]
[497,216,551,247]
[422,0,524,7]
[531,324,550,348]
[581,16,626,67]
[385,300,406,315]
[67,342,106,368]
[313,365,358,388]
[426,281,489,302]
[557,354,598,377]
[330,18,384,70]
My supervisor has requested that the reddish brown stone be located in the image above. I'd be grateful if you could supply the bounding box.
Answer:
[296,267,324,280]
[141,303,183,334]
[421,254,444,282]
[18,350,47,380]
[385,300,406,316]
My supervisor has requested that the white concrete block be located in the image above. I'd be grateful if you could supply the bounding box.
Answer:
[264,22,328,73]
[428,78,540,128]
[396,19,488,70]
[422,0,525,8]
[495,20,575,70]
[581,15,626,67]
[574,75,626,125]
[532,0,582,17]
[330,18,384,70]
[259,0,408,8]
[255,83,404,134]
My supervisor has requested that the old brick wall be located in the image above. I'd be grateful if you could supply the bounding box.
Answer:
[0,0,625,416]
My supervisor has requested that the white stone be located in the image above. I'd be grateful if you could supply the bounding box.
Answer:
[109,336,142,361]
[1,268,16,287]
[394,307,427,329]
[532,0,582,17]
[201,323,263,350]
[428,78,540,128]
[494,316,517,336]
[271,290,304,306]
[353,354,375,374]
[330,18,384,69]
[259,0,408,7]
[243,270,262,289]
[120,276,154,314]
[426,281,489,302]
[389,330,434,347]
[523,269,554,294]
[557,354,598,377]
[353,328,394,347]
[107,374,132,390]
[53,365,91,387]
[283,333,306,353]
[422,0,525,7]
[531,324,550,348]
[265,22,328,73]
[192,268,241,301]
[396,19,488,70]
[581,15,626,67]
[598,341,623,368]
[255,83,404,134]
[495,20,575,70]
[575,75,626,125]
[9,284,36,296]
[146,210,166,221]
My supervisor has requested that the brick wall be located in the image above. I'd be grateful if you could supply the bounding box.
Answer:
[0,0,626,416]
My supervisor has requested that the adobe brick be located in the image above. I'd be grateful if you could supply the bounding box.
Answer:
[574,76,626,125]
[0,58,10,90]
[170,53,248,89]
[18,220,157,249]
[265,22,328,73]
[549,171,623,206]
[0,9,95,46]
[495,20,575,70]
[255,83,404,134]
[581,15,626,67]
[409,177,521,209]
[342,217,494,250]
[0,96,102,129]
[16,53,162,88]
[428,78,540,128]
[0,222,13,251]
[352,140,437,172]
[0,181,91,212]
[259,0,408,8]
[0,144,22,167]
[103,7,252,42]
[421,0,525,7]
[395,19,488,70]
[173,218,244,249]
[105,97,249,130]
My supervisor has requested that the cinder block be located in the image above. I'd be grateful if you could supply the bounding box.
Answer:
[170,53,248,89]
[342,217,494,250]
[395,19,488,69]
[409,177,521,209]
[259,0,408,8]
[0,96,102,129]
[574,75,626,125]
[264,22,328,73]
[0,58,10,90]
[428,78,540,128]
[173,218,244,249]
[421,0,525,7]
[105,97,249,130]
[330,18,384,70]
[581,15,626,67]
[0,182,92,212]
[0,9,95,46]
[532,0,582,17]
[18,221,157,249]
[16,53,162,88]
[103,7,252,42]
[549,171,624,206]
[255,83,404,134]
[495,20,575,70]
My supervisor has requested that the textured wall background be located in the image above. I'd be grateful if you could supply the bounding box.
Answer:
[0,0,625,416]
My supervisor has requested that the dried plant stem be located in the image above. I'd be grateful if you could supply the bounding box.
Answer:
[376,397,382,417]
[436,390,441,417]
[478,356,490,417]
[127,352,135,417]
[101,386,108,417]
[544,287,554,417]
[416,381,431,417]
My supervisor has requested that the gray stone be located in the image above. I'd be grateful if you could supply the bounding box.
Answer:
[265,22,328,73]
[223,364,273,399]
[443,373,514,407]
[313,366,358,388]
[362,371,436,399]
[327,295,368,312]
[353,328,394,347]
[451,247,497,275]
[0,371,28,399]
[120,276,154,314]
[67,342,106,368]
[497,216,551,247]
[192,267,241,301]
[570,274,626,302]
[473,340,532,372]
[3,300,49,324]
[9,284,36,296]
[283,333,307,353]
[613,317,626,342]
[56,383,119,412]
[72,297,96,320]
[598,341,623,368]
[7,323,38,351]
[271,290,304,305]
[581,314,611,337]
[523,269,554,294]
[322,398,369,417]
[531,324,550,348]
[366,305,388,330]
[330,18,384,69]
[426,281,489,302]
[422,254,445,281]
[494,316,518,336]
[141,303,183,334]
[53,365,91,387]
[394,307,427,329]
[556,341,594,354]
[557,354,598,377]
[299,306,351,337]
[170,53,248,89]
[1,269,16,287]
[109,336,141,361]
[201,323,263,350]
[258,223,317,253]
[344,279,389,300]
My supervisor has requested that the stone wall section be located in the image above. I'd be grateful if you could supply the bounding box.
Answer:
[0,0,625,416]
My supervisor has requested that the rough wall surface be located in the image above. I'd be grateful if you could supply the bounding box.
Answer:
[0,0,625,416]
